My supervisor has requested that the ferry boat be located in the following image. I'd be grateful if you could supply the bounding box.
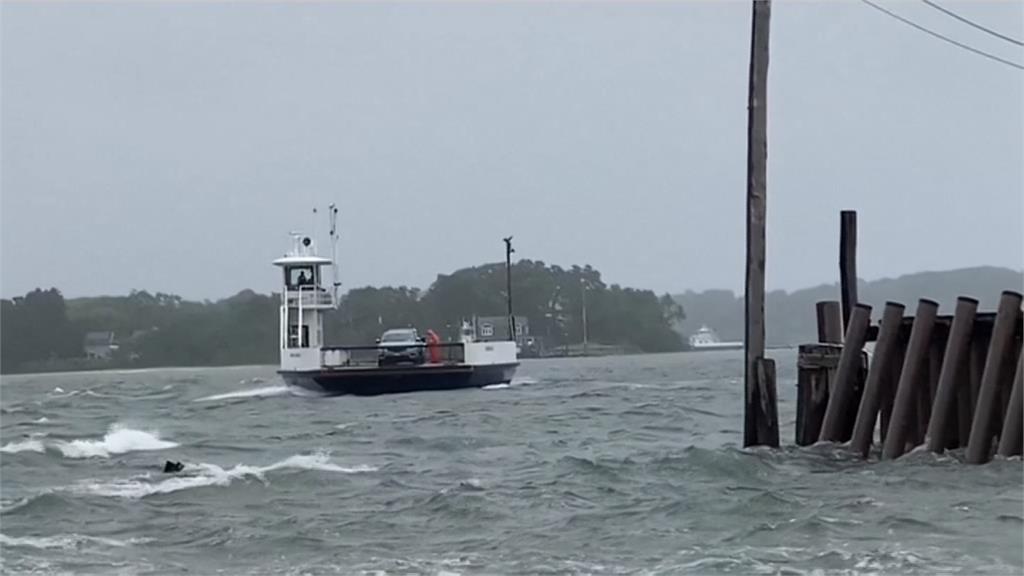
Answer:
[274,211,518,396]
[688,325,743,351]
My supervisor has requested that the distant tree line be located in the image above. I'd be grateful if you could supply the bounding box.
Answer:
[1,260,685,374]
[675,266,1024,346]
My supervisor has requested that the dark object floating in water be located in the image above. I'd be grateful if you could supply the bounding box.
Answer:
[163,460,184,473]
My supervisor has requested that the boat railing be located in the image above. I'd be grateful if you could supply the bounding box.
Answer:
[286,285,334,308]
[321,342,466,368]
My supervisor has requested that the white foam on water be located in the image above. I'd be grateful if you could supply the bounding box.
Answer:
[52,424,178,459]
[33,416,51,424]
[76,465,239,499]
[47,389,81,399]
[264,453,377,474]
[0,532,141,550]
[194,384,291,402]
[484,376,536,390]
[72,452,376,500]
[0,438,46,454]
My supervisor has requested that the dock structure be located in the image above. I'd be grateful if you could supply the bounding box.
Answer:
[795,211,1023,462]
[735,0,1020,458]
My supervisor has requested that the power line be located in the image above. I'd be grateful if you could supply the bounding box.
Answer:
[920,0,1023,48]
[859,0,1024,71]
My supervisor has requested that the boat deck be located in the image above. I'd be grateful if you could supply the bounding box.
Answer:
[316,362,474,375]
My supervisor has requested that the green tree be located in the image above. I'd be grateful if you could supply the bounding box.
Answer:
[1,288,82,372]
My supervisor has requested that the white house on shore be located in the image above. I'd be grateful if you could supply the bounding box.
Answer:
[83,331,118,360]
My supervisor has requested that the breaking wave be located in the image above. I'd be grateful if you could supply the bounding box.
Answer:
[485,376,537,390]
[0,439,46,454]
[194,385,292,402]
[52,425,178,459]
[71,452,376,500]
[0,532,144,550]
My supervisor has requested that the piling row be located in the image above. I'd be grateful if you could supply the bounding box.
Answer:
[796,290,1024,463]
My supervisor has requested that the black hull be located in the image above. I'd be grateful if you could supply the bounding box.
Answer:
[279,363,518,396]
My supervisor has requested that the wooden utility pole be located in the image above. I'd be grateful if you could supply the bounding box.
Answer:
[503,236,516,342]
[839,210,858,330]
[581,279,589,356]
[744,0,778,448]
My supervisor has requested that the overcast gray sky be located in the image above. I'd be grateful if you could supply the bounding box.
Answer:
[2,0,1021,300]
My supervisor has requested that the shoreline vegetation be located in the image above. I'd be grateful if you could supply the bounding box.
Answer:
[3,264,1019,376]
[2,260,685,375]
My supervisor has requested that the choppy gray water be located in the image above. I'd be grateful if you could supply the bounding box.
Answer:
[1,350,1021,575]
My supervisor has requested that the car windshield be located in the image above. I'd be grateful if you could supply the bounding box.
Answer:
[381,330,416,343]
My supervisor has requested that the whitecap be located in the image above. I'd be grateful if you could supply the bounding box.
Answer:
[264,453,377,474]
[48,388,80,399]
[72,452,375,500]
[0,439,46,454]
[194,385,291,402]
[483,383,510,390]
[76,465,239,499]
[0,532,139,550]
[52,424,178,459]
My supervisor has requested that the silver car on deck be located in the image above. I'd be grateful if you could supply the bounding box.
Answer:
[376,328,425,366]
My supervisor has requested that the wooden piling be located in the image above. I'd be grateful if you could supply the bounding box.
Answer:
[850,302,905,457]
[956,357,973,449]
[796,343,840,445]
[742,0,777,448]
[816,301,843,344]
[819,303,872,442]
[839,211,858,330]
[926,297,978,453]
[996,350,1023,458]
[882,299,939,460]
[925,332,946,430]
[797,300,844,446]
[966,291,1024,464]
[994,342,1020,439]
[879,335,906,445]
[753,357,779,447]
[969,331,989,416]
[914,335,943,446]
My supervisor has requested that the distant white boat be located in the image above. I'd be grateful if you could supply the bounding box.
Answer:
[688,325,743,351]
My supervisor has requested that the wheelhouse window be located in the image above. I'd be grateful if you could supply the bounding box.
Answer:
[285,266,316,289]
[287,324,309,348]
